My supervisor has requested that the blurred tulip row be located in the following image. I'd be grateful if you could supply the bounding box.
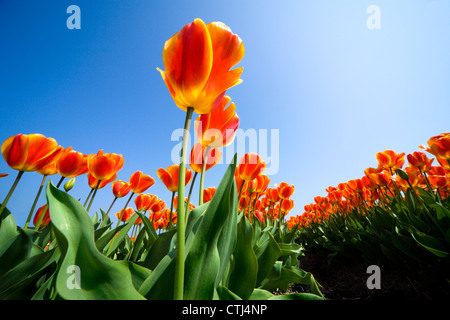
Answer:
[287,133,450,230]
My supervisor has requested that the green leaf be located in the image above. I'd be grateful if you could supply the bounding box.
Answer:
[0,248,59,299]
[249,288,274,300]
[0,228,38,277]
[269,293,325,300]
[0,206,19,247]
[46,181,145,300]
[411,227,449,258]
[226,215,258,300]
[254,231,282,287]
[216,285,242,300]
[183,154,237,300]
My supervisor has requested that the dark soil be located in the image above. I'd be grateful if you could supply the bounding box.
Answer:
[293,249,450,301]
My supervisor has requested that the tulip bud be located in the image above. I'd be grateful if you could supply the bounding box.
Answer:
[64,177,76,192]
[396,168,410,182]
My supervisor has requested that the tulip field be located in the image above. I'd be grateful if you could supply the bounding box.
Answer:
[0,17,449,302]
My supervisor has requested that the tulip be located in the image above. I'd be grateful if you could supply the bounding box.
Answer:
[33,204,50,230]
[116,207,134,222]
[407,151,434,173]
[157,19,244,115]
[1,133,62,216]
[375,150,405,174]
[276,182,294,199]
[56,147,88,185]
[87,150,124,182]
[84,172,117,213]
[203,187,216,203]
[157,164,193,193]
[421,133,450,164]
[194,95,239,148]
[238,153,266,182]
[102,180,132,225]
[134,193,154,212]
[1,133,62,172]
[158,18,244,300]
[130,171,155,194]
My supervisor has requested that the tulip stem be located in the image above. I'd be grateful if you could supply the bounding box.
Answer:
[83,188,94,208]
[186,172,198,221]
[24,174,48,229]
[0,170,24,218]
[169,191,175,229]
[198,145,211,206]
[116,192,135,228]
[174,106,193,301]
[56,176,65,188]
[101,197,117,228]
[86,180,101,213]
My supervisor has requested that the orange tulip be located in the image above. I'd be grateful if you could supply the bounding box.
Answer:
[129,171,155,194]
[280,198,294,214]
[157,18,244,114]
[116,207,134,222]
[420,133,450,161]
[1,133,62,172]
[238,153,266,181]
[36,161,58,176]
[277,182,294,199]
[194,95,239,148]
[375,150,405,173]
[266,187,280,203]
[234,167,248,195]
[87,150,124,182]
[150,198,167,213]
[189,142,222,173]
[55,147,88,178]
[87,172,117,189]
[406,151,434,173]
[157,164,193,192]
[255,174,270,194]
[112,180,132,198]
[134,193,155,212]
[203,187,216,203]
[346,179,365,194]
[33,204,50,229]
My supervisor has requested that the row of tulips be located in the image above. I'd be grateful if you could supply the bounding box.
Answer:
[0,18,325,300]
[292,133,450,283]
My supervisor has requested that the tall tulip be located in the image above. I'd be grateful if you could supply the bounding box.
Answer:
[55,147,88,187]
[157,19,244,115]
[1,133,62,216]
[375,150,405,174]
[158,18,244,300]
[102,180,132,227]
[420,133,450,170]
[238,153,266,182]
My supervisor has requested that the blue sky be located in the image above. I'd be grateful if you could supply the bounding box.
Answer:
[1,0,449,227]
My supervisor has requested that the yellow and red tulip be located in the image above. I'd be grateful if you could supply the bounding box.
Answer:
[129,171,155,194]
[238,153,266,181]
[1,133,62,172]
[194,95,239,148]
[157,18,244,114]
[87,150,124,182]
[157,164,193,193]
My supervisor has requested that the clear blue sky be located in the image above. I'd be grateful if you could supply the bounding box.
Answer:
[1,0,449,227]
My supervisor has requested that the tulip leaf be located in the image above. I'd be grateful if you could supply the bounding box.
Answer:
[0,206,19,247]
[269,292,325,300]
[254,231,282,287]
[226,215,258,300]
[46,181,145,300]
[183,154,237,300]
[411,227,449,258]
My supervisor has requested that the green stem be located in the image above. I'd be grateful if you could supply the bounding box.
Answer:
[198,145,211,206]
[24,174,48,229]
[83,188,94,208]
[174,106,193,301]
[116,192,135,229]
[86,180,101,213]
[185,172,198,223]
[169,191,175,229]
[100,197,117,228]
[34,204,48,231]
[0,171,24,217]
[56,176,65,188]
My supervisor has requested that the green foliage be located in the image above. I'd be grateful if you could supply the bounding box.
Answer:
[0,159,323,300]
